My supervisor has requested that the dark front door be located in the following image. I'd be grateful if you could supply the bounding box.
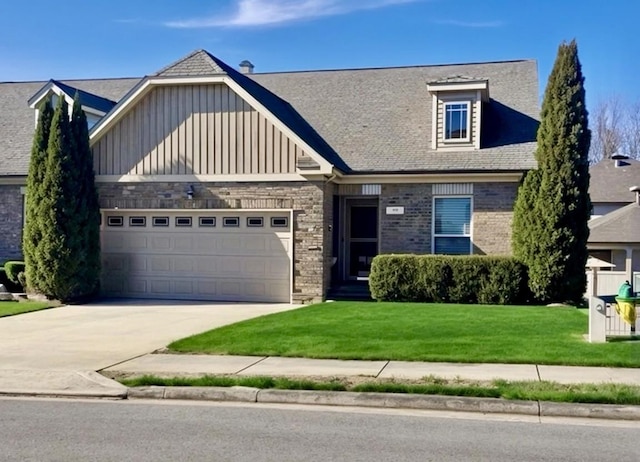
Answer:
[346,200,378,279]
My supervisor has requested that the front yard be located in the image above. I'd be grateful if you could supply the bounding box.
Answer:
[169,302,640,367]
[0,300,58,318]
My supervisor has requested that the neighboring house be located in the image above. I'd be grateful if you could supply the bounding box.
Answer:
[0,50,539,303]
[588,156,640,284]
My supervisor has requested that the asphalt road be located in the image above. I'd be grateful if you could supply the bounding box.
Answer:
[1,398,639,461]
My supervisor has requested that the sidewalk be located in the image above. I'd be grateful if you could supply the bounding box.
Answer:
[3,355,640,421]
[103,354,640,385]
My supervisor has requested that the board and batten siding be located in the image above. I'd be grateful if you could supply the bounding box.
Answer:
[92,84,307,175]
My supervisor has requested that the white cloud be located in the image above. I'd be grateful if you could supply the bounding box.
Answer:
[165,0,420,28]
[434,19,504,28]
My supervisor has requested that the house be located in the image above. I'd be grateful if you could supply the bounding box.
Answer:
[588,155,640,288]
[0,50,539,303]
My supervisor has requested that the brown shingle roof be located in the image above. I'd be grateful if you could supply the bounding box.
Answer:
[588,200,640,243]
[589,158,640,203]
[0,52,539,176]
[0,78,139,176]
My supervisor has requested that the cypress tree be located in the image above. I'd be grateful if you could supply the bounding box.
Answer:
[38,96,83,301]
[23,101,53,293]
[512,40,591,304]
[70,93,101,297]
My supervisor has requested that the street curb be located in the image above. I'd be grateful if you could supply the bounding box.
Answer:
[126,386,640,420]
[256,389,539,415]
[539,401,640,420]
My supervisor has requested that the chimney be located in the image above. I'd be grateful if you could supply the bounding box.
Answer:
[239,60,254,74]
[612,153,629,168]
[631,186,640,206]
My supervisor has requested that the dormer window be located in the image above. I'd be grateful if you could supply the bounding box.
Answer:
[427,77,489,151]
[444,102,470,141]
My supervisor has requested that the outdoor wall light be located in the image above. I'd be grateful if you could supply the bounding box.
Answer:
[186,185,195,200]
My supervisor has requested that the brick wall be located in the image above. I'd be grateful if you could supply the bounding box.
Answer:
[472,182,518,255]
[97,181,330,303]
[376,181,517,256]
[379,183,432,254]
[0,185,23,262]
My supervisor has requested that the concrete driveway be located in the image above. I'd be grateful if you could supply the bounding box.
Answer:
[0,299,300,371]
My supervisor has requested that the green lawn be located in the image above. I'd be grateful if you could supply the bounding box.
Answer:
[0,300,58,318]
[168,302,640,367]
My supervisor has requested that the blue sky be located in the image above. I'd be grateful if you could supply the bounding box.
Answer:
[0,0,636,109]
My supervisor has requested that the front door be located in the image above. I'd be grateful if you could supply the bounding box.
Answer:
[345,199,379,280]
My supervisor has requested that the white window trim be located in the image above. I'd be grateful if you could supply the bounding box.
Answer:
[443,101,471,143]
[432,195,473,255]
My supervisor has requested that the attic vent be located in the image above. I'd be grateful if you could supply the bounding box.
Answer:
[433,183,473,195]
[631,186,640,205]
[239,60,254,74]
[362,184,381,195]
[612,153,629,168]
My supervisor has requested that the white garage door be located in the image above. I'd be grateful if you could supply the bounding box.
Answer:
[100,210,292,303]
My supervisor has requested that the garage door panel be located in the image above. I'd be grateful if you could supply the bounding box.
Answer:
[149,279,172,295]
[174,237,193,251]
[130,255,148,272]
[151,237,171,251]
[101,211,292,302]
[174,257,195,272]
[127,279,148,294]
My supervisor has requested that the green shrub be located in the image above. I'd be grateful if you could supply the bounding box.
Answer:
[0,267,22,293]
[369,254,529,305]
[4,261,25,285]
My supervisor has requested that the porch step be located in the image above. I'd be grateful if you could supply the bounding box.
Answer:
[327,283,373,301]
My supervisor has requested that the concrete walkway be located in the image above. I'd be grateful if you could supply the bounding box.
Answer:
[104,354,640,385]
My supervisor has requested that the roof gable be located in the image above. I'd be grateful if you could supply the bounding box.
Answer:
[28,79,117,115]
[589,201,640,243]
[155,49,226,77]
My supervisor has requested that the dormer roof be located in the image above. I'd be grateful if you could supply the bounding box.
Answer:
[28,79,117,115]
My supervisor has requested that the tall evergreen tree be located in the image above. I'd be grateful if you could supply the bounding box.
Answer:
[512,40,591,304]
[70,93,101,297]
[37,96,83,300]
[23,101,53,293]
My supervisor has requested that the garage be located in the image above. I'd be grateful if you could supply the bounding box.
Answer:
[100,210,292,303]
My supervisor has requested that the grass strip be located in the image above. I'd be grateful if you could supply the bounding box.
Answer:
[119,374,640,406]
[121,375,346,391]
[0,300,59,318]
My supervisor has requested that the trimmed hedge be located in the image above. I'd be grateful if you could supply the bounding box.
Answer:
[369,255,530,305]
[4,261,25,285]
[0,267,22,293]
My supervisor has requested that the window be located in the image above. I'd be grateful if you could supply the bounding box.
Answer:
[175,217,192,227]
[247,217,263,227]
[444,102,470,141]
[152,217,169,227]
[129,216,146,227]
[271,217,289,228]
[223,217,240,227]
[107,216,124,227]
[433,197,471,255]
[199,217,216,227]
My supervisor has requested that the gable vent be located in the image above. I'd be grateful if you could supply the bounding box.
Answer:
[433,183,473,195]
[362,184,381,195]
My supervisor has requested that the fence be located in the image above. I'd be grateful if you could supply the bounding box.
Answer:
[585,271,640,298]
[589,294,638,342]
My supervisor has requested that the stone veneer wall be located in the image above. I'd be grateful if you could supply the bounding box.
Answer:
[322,183,336,296]
[379,183,433,254]
[0,185,24,262]
[472,182,518,255]
[97,181,329,303]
